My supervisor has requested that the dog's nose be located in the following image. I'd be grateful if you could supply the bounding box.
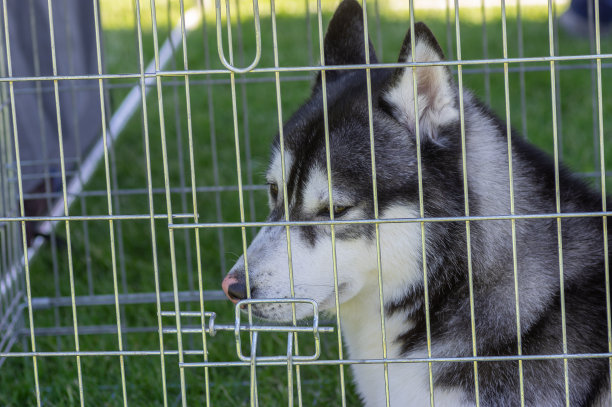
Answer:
[222,274,248,303]
[227,282,247,301]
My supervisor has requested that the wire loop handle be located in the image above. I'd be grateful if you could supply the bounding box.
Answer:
[162,298,333,362]
[215,0,261,73]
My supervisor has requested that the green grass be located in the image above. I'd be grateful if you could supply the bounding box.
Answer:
[2,0,612,405]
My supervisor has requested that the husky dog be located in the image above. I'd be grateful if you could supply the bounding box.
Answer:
[222,0,611,405]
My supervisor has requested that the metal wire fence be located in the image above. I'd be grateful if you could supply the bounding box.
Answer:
[0,0,611,405]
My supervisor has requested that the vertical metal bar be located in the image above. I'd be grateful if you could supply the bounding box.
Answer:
[453,1,480,404]
[546,1,570,404]
[102,0,130,368]
[233,0,257,236]
[500,1,525,404]
[59,0,94,304]
[269,1,303,405]
[26,0,62,351]
[587,0,601,179]
[516,0,528,138]
[592,0,611,401]
[360,1,390,405]
[166,0,194,298]
[552,0,564,161]
[164,1,195,364]
[287,332,294,407]
[180,1,211,404]
[44,0,86,404]
[148,0,187,404]
[304,0,313,65]
[480,0,490,104]
[374,0,383,60]
[315,3,347,405]
[0,231,7,316]
[132,0,168,404]
[407,1,435,405]
[198,0,227,278]
[249,331,259,407]
[0,1,14,307]
[216,0,258,403]
[445,0,454,61]
[0,0,16,363]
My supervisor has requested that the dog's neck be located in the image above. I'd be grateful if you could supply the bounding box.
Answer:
[339,282,414,361]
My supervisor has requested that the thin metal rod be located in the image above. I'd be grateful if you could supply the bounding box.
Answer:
[360,1,390,405]
[1,209,611,226]
[2,53,612,83]
[407,1,435,404]
[220,0,258,404]
[133,0,169,404]
[270,0,303,405]
[453,1,480,403]
[316,1,347,405]
[233,0,257,236]
[500,0,525,403]
[1,0,42,403]
[215,0,261,73]
[547,0,570,404]
[148,0,188,404]
[5,350,612,364]
[180,0,211,403]
[181,352,612,368]
[198,0,227,277]
[593,0,612,401]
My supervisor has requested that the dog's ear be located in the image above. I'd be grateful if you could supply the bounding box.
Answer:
[381,23,458,143]
[313,0,378,89]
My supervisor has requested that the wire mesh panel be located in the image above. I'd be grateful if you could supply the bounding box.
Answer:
[0,0,610,405]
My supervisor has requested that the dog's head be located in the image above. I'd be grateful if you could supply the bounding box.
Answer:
[222,0,461,320]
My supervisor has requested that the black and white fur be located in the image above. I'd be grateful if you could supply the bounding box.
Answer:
[222,1,612,405]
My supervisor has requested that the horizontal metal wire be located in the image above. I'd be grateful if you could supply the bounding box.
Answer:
[160,310,212,317]
[6,74,314,96]
[182,352,612,368]
[169,210,612,229]
[0,213,194,223]
[0,209,609,225]
[9,170,77,182]
[9,157,79,167]
[1,52,611,83]
[16,321,333,338]
[7,60,612,97]
[20,183,267,201]
[29,290,227,309]
[3,350,612,365]
[17,169,612,200]
[162,325,334,335]
[23,324,169,336]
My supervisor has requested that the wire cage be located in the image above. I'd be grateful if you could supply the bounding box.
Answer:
[0,0,611,405]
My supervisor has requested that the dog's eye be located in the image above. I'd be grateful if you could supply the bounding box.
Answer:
[268,183,279,200]
[318,205,351,218]
[333,205,349,216]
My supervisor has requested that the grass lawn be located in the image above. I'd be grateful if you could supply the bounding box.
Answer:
[1,0,612,405]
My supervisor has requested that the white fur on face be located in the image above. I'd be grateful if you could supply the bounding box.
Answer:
[228,202,424,321]
[383,41,458,138]
[302,167,354,214]
[267,148,294,206]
